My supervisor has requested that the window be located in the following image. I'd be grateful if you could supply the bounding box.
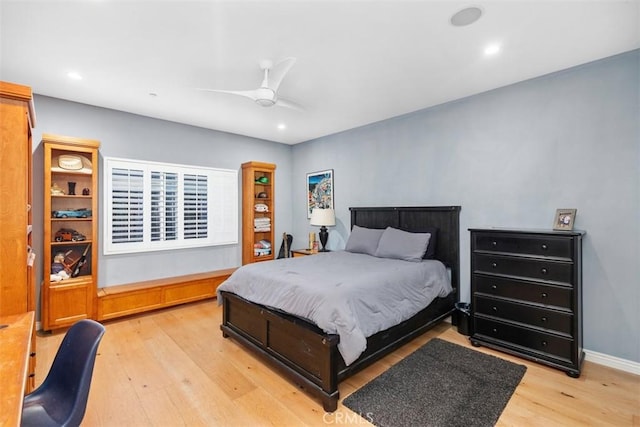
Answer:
[104,157,237,254]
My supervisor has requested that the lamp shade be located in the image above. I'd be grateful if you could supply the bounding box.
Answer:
[310,208,336,227]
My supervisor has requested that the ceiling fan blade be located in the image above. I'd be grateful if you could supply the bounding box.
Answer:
[267,57,296,92]
[197,88,259,101]
[276,97,304,111]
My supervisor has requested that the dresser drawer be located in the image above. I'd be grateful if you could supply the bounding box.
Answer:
[475,317,574,363]
[474,295,573,335]
[474,253,573,284]
[473,274,572,309]
[473,232,573,259]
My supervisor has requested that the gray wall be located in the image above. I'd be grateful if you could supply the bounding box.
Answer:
[31,97,293,305]
[291,50,639,363]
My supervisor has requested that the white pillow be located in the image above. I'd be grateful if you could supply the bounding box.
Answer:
[374,227,431,262]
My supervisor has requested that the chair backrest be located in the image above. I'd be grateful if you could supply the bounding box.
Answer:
[277,233,293,259]
[38,319,105,426]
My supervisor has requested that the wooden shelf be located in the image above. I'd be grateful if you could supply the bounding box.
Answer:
[241,161,276,265]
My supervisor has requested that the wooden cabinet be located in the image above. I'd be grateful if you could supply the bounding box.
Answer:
[469,228,585,377]
[0,81,37,390]
[42,134,100,331]
[241,161,275,264]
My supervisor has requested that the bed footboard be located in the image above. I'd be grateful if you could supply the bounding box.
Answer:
[220,291,341,411]
[220,290,455,412]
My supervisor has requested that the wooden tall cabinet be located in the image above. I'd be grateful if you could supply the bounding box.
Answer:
[0,81,37,389]
[469,228,585,377]
[241,161,275,264]
[42,134,100,331]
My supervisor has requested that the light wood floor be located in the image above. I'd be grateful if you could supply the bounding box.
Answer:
[35,300,640,426]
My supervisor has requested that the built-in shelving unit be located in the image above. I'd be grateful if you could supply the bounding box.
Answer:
[42,134,100,331]
[241,161,276,264]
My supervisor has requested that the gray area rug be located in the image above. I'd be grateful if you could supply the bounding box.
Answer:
[342,338,526,427]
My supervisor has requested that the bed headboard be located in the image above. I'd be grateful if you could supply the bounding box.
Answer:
[349,206,461,294]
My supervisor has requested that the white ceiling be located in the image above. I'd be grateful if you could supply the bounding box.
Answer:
[1,1,638,145]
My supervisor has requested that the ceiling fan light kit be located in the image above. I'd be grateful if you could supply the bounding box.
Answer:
[254,87,276,107]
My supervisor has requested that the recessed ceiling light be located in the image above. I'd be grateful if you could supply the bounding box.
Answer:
[277,123,286,130]
[484,43,501,56]
[67,71,82,80]
[450,6,483,27]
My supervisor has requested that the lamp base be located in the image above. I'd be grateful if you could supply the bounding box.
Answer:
[319,226,329,251]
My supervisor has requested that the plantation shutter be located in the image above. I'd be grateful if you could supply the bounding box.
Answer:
[110,167,144,244]
[104,157,237,255]
[151,171,179,242]
[183,173,208,240]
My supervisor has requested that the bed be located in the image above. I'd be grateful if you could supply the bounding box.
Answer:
[219,206,461,411]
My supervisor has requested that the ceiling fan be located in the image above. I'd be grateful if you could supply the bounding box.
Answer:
[199,57,303,110]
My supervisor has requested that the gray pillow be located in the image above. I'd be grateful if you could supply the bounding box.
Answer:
[345,225,384,256]
[374,227,431,262]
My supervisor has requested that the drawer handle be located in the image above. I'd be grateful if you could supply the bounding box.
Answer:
[541,317,548,323]
[30,352,36,357]
[541,244,548,250]
[541,340,548,347]
[491,284,497,290]
[492,306,498,312]
[491,241,498,247]
[541,292,548,298]
[491,262,498,269]
[541,268,548,275]
[492,328,498,333]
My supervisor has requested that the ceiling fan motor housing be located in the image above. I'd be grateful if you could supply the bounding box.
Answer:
[255,87,276,107]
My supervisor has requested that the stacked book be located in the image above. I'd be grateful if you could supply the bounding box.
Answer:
[254,217,271,232]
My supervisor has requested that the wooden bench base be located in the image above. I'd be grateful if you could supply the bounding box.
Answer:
[97,269,236,321]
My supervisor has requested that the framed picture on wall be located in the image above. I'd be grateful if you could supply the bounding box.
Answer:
[553,208,577,231]
[307,169,334,218]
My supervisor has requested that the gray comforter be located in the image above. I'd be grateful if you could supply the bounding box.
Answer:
[217,251,452,365]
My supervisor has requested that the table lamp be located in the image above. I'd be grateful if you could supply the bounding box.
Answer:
[310,208,335,252]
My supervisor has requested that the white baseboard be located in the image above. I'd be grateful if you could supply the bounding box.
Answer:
[584,349,640,376]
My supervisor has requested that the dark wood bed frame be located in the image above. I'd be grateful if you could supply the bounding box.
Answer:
[220,206,461,411]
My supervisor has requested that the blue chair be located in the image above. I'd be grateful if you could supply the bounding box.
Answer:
[21,319,105,427]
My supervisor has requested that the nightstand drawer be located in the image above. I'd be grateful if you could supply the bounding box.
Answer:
[475,317,574,363]
[473,274,572,309]
[474,295,573,335]
[474,253,573,284]
[473,233,572,259]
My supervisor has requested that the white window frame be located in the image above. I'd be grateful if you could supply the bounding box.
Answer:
[104,157,238,255]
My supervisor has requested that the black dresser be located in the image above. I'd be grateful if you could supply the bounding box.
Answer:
[469,228,585,377]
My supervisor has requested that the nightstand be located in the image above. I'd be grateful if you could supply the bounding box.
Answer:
[291,249,319,257]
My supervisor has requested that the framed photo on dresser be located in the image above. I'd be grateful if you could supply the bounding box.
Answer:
[553,208,577,230]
